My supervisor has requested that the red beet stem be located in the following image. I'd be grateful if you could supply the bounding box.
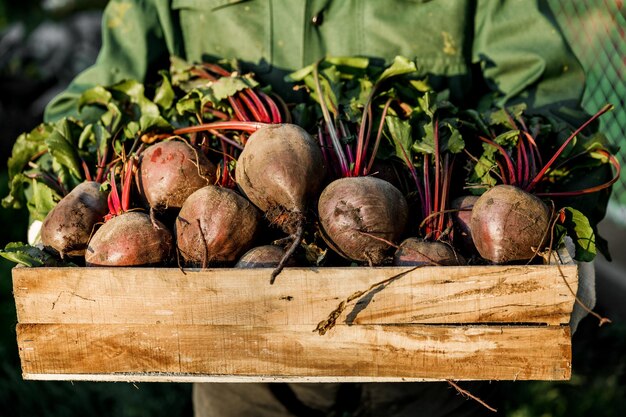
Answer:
[174,121,268,135]
[107,170,122,219]
[258,91,282,123]
[313,61,349,176]
[534,149,621,197]
[433,118,441,231]
[81,159,92,182]
[228,96,250,121]
[121,159,135,212]
[366,98,393,175]
[95,144,110,184]
[201,62,232,77]
[354,103,373,176]
[526,104,613,192]
[423,154,432,233]
[245,89,271,123]
[237,90,263,122]
[479,136,517,186]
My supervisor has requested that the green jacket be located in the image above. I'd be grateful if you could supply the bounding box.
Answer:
[44,0,585,123]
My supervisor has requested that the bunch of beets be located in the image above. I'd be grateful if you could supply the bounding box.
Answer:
[6,57,620,284]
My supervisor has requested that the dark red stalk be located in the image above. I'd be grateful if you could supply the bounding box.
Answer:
[209,129,244,150]
[81,159,93,182]
[494,159,507,184]
[388,127,423,213]
[423,154,432,234]
[106,170,122,219]
[517,135,530,187]
[526,104,613,192]
[228,96,250,121]
[534,150,621,197]
[479,136,517,186]
[438,159,448,237]
[338,121,355,169]
[521,131,543,170]
[25,170,66,197]
[203,106,230,121]
[95,144,110,184]
[268,92,291,123]
[313,61,349,176]
[121,159,135,212]
[243,89,271,123]
[201,62,232,77]
[106,188,116,218]
[174,121,268,135]
[259,91,283,123]
[353,100,374,177]
[190,68,218,82]
[366,98,393,175]
[515,138,523,185]
[237,91,264,122]
[433,118,441,232]
[317,125,330,168]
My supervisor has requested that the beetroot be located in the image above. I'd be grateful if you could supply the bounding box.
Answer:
[235,123,326,281]
[318,176,408,265]
[40,181,109,258]
[236,124,325,231]
[450,195,479,254]
[393,237,464,266]
[235,245,297,268]
[175,185,261,265]
[85,211,173,266]
[471,185,550,263]
[138,140,217,211]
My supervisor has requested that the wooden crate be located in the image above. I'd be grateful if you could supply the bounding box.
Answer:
[12,262,577,382]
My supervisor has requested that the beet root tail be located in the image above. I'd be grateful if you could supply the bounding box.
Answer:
[270,222,304,285]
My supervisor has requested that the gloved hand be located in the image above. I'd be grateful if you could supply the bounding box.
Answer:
[565,237,596,334]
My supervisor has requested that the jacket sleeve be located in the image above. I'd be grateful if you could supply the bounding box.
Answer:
[472,0,588,123]
[44,0,176,122]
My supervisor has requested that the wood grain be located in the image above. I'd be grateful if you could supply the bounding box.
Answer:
[17,323,571,381]
[13,265,578,326]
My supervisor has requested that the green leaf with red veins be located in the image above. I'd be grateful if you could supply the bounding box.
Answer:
[468,129,520,192]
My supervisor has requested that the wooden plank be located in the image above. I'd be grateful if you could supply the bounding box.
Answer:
[13,265,578,326]
[17,323,571,381]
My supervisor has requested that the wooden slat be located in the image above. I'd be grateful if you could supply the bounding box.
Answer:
[13,265,578,326]
[17,323,571,381]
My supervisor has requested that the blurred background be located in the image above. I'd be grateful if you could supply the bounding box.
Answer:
[0,1,624,416]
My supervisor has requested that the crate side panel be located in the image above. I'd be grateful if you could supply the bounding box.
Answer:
[13,266,578,326]
[17,323,571,381]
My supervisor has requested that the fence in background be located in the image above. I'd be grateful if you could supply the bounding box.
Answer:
[550,0,626,222]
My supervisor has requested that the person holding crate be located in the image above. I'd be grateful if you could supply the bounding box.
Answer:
[45,0,599,416]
